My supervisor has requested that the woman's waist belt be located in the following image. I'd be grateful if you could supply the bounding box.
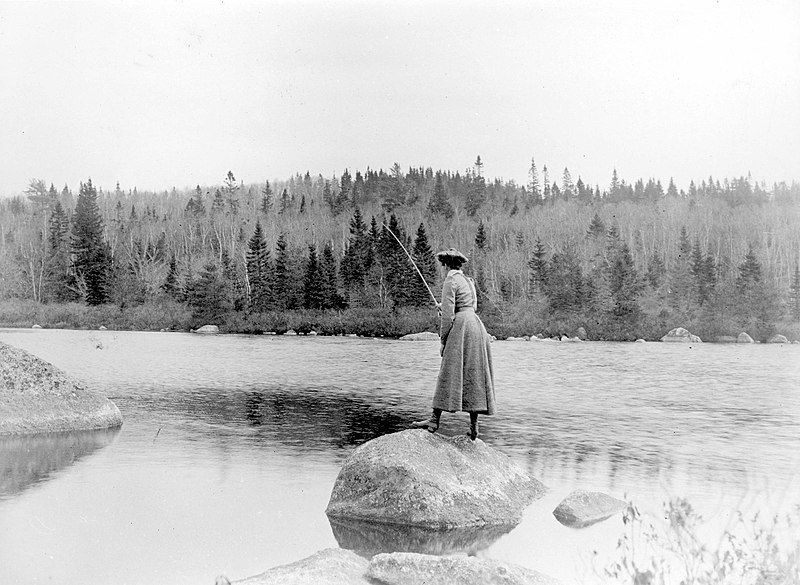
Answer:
[456,306,475,313]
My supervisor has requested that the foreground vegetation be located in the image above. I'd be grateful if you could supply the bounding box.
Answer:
[1,161,799,340]
[598,499,800,585]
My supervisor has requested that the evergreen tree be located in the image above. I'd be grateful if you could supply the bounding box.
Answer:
[562,167,575,201]
[646,253,666,289]
[586,213,606,239]
[303,244,324,309]
[320,242,342,309]
[475,220,488,250]
[260,180,273,214]
[246,221,272,311]
[221,249,246,311]
[162,253,182,300]
[224,171,239,214]
[527,157,541,207]
[427,171,454,218]
[789,264,800,321]
[410,223,436,307]
[274,233,290,309]
[527,237,549,296]
[211,189,225,213]
[279,188,290,214]
[71,179,111,305]
[187,262,232,323]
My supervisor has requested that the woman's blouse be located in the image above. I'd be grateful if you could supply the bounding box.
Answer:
[439,269,478,343]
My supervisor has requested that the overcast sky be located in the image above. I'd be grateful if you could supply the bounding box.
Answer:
[1,0,798,197]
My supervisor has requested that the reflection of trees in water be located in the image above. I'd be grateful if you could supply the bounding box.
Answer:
[0,428,120,499]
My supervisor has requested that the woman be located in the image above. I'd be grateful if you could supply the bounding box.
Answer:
[411,248,495,440]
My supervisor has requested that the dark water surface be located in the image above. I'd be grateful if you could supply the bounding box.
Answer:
[1,329,798,584]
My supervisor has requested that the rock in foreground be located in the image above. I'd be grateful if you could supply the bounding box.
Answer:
[661,327,702,343]
[368,552,563,585]
[553,490,627,528]
[233,548,370,585]
[326,429,546,529]
[0,342,122,435]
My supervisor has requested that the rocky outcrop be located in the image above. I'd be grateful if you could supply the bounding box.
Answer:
[193,324,219,334]
[326,430,546,529]
[737,332,754,343]
[661,327,702,343]
[398,332,440,341]
[0,342,123,435]
[367,552,563,585]
[226,549,562,585]
[552,490,627,528]
[232,548,370,585]
[768,334,789,344]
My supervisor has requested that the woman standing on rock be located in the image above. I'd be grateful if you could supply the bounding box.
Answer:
[411,248,495,440]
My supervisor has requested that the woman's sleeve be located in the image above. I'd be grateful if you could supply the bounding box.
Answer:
[439,276,456,344]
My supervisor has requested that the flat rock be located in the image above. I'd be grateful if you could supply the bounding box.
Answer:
[367,552,563,585]
[553,490,627,528]
[661,327,702,343]
[326,430,546,529]
[737,332,754,343]
[768,334,789,344]
[232,548,370,585]
[0,341,123,435]
[194,324,219,334]
[399,332,440,341]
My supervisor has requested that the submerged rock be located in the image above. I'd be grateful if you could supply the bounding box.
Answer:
[768,334,789,344]
[232,548,370,585]
[194,324,219,334]
[553,490,627,528]
[367,552,563,585]
[326,429,546,529]
[661,327,702,343]
[0,341,123,435]
[399,332,440,341]
[737,332,754,343]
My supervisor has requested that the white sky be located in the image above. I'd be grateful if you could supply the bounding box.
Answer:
[1,0,798,197]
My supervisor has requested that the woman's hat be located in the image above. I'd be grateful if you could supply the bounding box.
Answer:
[435,248,469,263]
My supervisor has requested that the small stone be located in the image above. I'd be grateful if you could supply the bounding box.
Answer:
[399,332,439,341]
[284,329,297,336]
[194,325,219,334]
[553,490,627,528]
[661,327,702,343]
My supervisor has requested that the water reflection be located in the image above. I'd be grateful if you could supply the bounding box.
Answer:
[0,428,120,499]
[328,517,515,556]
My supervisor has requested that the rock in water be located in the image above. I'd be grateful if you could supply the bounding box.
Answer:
[552,490,627,528]
[661,327,702,343]
[0,341,123,435]
[326,429,546,529]
[768,334,789,344]
[367,552,563,585]
[398,332,440,341]
[737,332,755,343]
[233,548,370,585]
[194,324,219,334]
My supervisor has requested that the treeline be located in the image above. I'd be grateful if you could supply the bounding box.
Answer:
[1,161,799,341]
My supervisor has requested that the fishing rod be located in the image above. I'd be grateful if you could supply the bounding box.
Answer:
[382,223,440,313]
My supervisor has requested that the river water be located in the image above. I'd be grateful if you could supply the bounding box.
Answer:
[0,329,798,584]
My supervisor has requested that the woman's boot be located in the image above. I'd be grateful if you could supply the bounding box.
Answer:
[468,413,479,441]
[411,408,441,433]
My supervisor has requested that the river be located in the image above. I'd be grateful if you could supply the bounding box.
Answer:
[0,328,798,584]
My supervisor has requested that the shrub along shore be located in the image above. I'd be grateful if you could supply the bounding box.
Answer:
[1,299,798,341]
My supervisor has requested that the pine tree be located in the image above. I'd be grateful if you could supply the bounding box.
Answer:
[274,233,290,309]
[221,249,245,311]
[586,213,606,239]
[320,242,341,309]
[303,244,324,309]
[410,223,436,307]
[427,171,454,218]
[527,157,541,207]
[465,172,486,217]
[187,262,232,323]
[224,171,239,214]
[71,179,111,305]
[527,237,549,295]
[562,167,575,201]
[279,189,290,214]
[162,253,182,300]
[260,180,273,214]
[475,220,488,250]
[246,221,272,311]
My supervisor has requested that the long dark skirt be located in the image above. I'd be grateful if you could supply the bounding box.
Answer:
[433,310,495,414]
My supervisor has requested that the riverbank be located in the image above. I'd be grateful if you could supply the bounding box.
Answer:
[1,299,798,342]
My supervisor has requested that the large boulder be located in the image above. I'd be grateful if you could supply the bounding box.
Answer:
[398,332,440,341]
[661,327,702,343]
[737,332,755,343]
[326,430,546,529]
[367,552,563,585]
[0,342,123,435]
[552,490,627,528]
[768,334,789,344]
[231,548,370,585]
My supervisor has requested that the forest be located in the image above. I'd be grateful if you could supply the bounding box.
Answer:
[1,158,799,342]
